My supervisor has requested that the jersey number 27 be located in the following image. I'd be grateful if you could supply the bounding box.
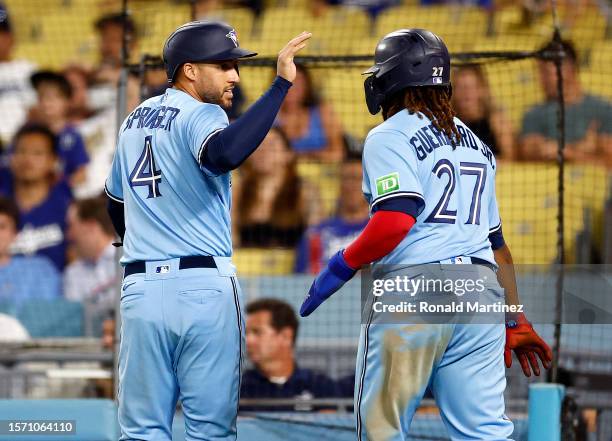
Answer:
[129,135,162,198]
[425,159,486,225]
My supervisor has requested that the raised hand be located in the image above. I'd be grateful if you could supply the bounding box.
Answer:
[277,31,312,83]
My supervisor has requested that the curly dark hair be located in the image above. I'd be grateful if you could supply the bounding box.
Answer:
[384,85,461,147]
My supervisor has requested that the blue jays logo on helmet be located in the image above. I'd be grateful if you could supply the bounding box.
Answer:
[226,29,238,48]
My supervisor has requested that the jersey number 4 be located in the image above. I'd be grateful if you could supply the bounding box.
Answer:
[425,159,486,225]
[129,136,162,198]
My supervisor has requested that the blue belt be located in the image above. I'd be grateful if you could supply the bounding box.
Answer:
[124,256,217,278]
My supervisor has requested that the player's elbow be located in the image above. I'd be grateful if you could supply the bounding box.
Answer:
[493,243,513,265]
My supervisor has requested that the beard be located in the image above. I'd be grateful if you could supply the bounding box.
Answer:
[201,87,233,109]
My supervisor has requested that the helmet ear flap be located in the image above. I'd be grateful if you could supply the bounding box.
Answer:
[364,75,384,115]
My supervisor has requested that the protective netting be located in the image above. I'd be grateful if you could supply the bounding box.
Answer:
[0,0,610,439]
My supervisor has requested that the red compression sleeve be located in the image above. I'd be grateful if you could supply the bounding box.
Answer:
[343,210,416,269]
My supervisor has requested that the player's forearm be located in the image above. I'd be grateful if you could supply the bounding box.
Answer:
[343,210,415,269]
[202,76,292,172]
[493,243,520,307]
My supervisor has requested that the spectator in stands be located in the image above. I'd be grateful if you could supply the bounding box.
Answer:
[241,298,340,411]
[64,197,118,311]
[451,65,515,160]
[233,127,321,248]
[93,12,137,87]
[0,197,61,308]
[295,153,368,273]
[277,65,344,162]
[63,65,95,123]
[0,3,36,144]
[29,70,90,187]
[520,39,612,165]
[0,124,72,271]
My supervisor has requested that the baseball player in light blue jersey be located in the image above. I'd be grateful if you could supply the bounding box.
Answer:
[105,21,310,441]
[300,29,552,440]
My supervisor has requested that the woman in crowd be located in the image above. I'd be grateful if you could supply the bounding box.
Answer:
[452,65,515,160]
[276,64,344,162]
[233,126,321,248]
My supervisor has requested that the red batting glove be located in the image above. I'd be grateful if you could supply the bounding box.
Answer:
[505,312,553,377]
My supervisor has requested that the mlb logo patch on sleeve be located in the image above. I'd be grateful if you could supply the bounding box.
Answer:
[376,172,400,196]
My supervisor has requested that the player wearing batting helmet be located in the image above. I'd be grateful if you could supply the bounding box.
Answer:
[105,20,311,440]
[300,29,552,440]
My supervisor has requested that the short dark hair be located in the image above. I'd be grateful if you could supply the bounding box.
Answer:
[12,123,58,155]
[95,12,136,36]
[540,39,578,66]
[0,3,12,33]
[74,197,115,236]
[0,196,19,229]
[247,298,299,344]
[31,70,73,98]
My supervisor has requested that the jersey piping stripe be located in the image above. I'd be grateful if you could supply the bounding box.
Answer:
[370,191,425,210]
[356,305,375,440]
[197,127,225,165]
[489,222,502,234]
[230,276,243,418]
[104,185,124,203]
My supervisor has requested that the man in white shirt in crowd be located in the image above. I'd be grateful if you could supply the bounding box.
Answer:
[64,196,117,312]
[0,2,36,144]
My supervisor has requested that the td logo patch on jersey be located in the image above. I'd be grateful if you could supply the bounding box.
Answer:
[376,172,400,196]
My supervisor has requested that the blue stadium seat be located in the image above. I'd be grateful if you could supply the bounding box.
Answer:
[16,299,84,338]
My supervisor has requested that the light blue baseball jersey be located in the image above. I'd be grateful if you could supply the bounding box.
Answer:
[105,88,231,264]
[362,111,501,267]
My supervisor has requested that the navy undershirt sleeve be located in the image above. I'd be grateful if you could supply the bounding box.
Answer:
[488,225,505,250]
[107,197,125,243]
[201,76,292,173]
[372,196,423,218]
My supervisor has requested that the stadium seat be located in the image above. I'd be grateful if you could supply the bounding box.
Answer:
[322,69,379,139]
[296,161,340,217]
[563,7,608,55]
[580,69,612,101]
[14,7,98,68]
[255,7,316,56]
[348,36,378,56]
[137,3,192,56]
[16,299,84,338]
[374,5,488,53]
[564,164,611,255]
[255,6,371,57]
[496,163,586,264]
[233,248,296,275]
[139,6,255,58]
[491,5,554,39]
[307,7,371,55]
[589,40,612,70]
[236,65,274,105]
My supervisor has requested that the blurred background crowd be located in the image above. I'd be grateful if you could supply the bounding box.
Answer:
[0,0,610,428]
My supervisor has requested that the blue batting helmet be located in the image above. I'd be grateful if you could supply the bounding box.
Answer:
[163,20,257,83]
[363,29,451,115]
